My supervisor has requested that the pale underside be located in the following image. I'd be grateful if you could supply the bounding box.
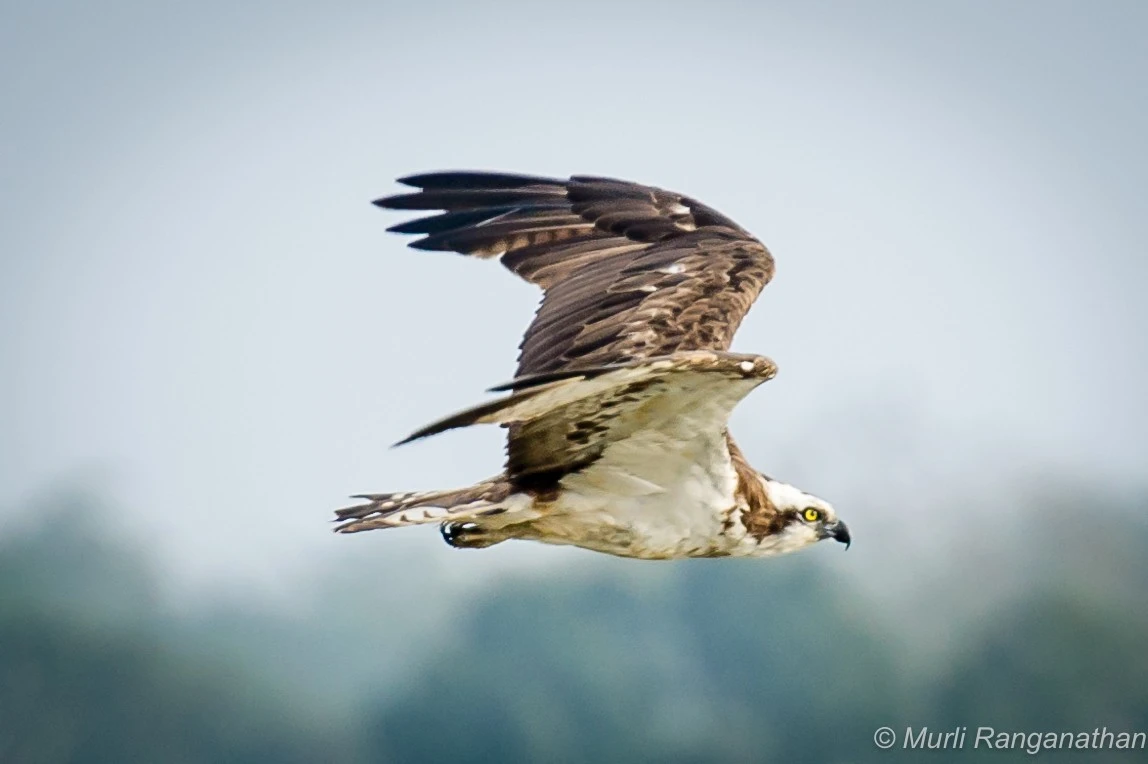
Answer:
[480,361,759,558]
[337,352,817,559]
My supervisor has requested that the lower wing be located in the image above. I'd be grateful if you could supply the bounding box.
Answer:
[396,350,777,480]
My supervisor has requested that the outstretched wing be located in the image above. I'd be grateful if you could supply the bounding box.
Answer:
[375,171,775,378]
[395,351,777,480]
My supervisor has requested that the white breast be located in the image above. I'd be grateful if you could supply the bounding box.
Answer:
[531,387,748,558]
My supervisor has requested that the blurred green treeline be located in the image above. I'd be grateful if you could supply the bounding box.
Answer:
[1,483,1145,763]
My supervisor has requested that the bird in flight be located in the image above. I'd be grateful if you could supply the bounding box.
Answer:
[334,171,850,559]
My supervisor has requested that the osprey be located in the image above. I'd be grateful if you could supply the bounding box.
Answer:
[334,171,851,559]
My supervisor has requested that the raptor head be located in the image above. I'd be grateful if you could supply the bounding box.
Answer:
[758,478,851,553]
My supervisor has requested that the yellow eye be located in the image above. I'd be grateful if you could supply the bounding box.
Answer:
[802,508,821,523]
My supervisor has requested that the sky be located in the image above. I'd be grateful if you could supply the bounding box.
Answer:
[2,0,1146,595]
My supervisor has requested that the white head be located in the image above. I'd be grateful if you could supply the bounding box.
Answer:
[749,477,851,556]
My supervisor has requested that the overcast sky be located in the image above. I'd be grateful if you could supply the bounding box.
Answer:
[2,0,1145,594]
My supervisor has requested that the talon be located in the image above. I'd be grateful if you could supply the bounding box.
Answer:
[441,522,498,549]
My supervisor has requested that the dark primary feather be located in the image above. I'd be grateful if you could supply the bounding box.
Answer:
[393,384,552,446]
[374,171,777,382]
[397,171,560,190]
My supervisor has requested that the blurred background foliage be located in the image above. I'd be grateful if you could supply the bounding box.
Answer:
[5,2,1148,761]
[2,483,1145,763]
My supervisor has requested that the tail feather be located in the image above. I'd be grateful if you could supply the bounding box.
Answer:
[333,480,513,534]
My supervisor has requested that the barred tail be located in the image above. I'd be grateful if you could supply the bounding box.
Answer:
[333,479,514,534]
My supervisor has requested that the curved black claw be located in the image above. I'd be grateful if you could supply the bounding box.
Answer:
[442,522,499,549]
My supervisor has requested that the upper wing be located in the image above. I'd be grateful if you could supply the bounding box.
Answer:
[395,351,777,481]
[376,171,776,378]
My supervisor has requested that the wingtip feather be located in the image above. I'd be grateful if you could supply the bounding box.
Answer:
[395,173,428,188]
[397,171,565,190]
[373,195,408,210]
[406,237,449,251]
[392,427,440,447]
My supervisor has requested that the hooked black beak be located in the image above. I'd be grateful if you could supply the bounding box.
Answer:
[825,520,851,550]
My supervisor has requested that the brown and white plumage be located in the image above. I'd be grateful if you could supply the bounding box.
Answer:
[334,171,851,559]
